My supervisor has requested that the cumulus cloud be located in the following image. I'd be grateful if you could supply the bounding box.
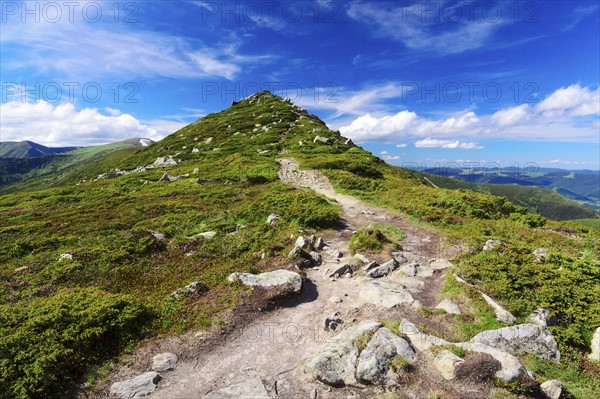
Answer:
[0,101,183,147]
[536,84,600,117]
[338,84,600,144]
[415,139,483,149]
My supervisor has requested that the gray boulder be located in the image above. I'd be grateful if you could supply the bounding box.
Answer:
[366,259,399,278]
[481,293,516,325]
[471,322,560,362]
[304,321,382,387]
[202,378,270,398]
[170,281,208,301]
[457,342,527,382]
[435,299,461,315]
[151,353,177,372]
[482,239,504,251]
[356,327,416,385]
[359,279,415,309]
[315,237,325,250]
[533,247,549,263]
[540,380,565,399]
[397,320,450,352]
[429,259,453,270]
[295,235,308,249]
[313,135,331,144]
[329,264,352,278]
[58,253,73,262]
[363,261,379,271]
[434,350,464,380]
[266,214,280,225]
[109,372,161,398]
[228,270,302,293]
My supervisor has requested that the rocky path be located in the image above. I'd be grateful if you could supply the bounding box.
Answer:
[104,159,499,399]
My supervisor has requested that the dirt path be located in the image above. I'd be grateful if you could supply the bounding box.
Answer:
[105,159,465,399]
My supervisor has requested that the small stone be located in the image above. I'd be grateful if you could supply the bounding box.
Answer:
[329,264,352,278]
[324,316,343,331]
[482,239,505,251]
[435,299,461,315]
[267,214,280,225]
[328,296,343,304]
[58,253,73,262]
[152,353,178,372]
[540,379,564,399]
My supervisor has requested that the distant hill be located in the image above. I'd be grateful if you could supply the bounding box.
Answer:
[0,138,154,191]
[421,166,600,211]
[419,171,599,221]
[0,141,80,158]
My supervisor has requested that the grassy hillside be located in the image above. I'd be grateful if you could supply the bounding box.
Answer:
[0,141,79,158]
[422,173,599,220]
[0,139,152,193]
[1,92,598,398]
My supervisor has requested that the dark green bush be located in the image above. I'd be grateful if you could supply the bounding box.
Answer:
[0,287,154,399]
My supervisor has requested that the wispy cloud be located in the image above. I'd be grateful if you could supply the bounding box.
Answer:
[561,4,599,32]
[1,12,270,81]
[346,1,504,55]
[415,139,483,149]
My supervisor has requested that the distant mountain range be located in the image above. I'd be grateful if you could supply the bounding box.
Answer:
[0,138,154,191]
[419,166,600,213]
[0,141,80,158]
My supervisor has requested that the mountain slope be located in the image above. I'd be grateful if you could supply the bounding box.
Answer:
[0,138,154,192]
[0,140,79,158]
[0,92,598,399]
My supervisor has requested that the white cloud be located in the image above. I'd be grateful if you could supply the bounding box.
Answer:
[382,155,400,160]
[0,100,183,147]
[491,104,530,126]
[347,2,503,54]
[338,84,600,144]
[562,5,599,32]
[396,143,407,148]
[380,150,388,155]
[415,139,483,150]
[536,84,600,117]
[0,11,267,81]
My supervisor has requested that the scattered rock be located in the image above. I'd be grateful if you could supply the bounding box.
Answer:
[391,276,425,293]
[158,173,189,182]
[329,264,352,278]
[429,259,453,270]
[315,237,325,250]
[170,281,209,301]
[324,316,343,331]
[359,279,415,309]
[363,261,380,271]
[295,236,308,249]
[313,135,331,144]
[151,353,178,372]
[481,293,517,325]
[267,214,280,225]
[356,327,416,385]
[109,372,161,398]
[148,230,165,241]
[366,259,399,278]
[533,247,549,263]
[228,270,302,293]
[588,327,600,362]
[308,251,322,266]
[435,299,461,315]
[470,321,560,362]
[529,308,550,327]
[540,380,564,399]
[398,320,449,352]
[188,231,217,240]
[457,342,527,382]
[434,350,464,380]
[304,321,382,387]
[202,378,270,399]
[58,253,72,262]
[482,239,504,251]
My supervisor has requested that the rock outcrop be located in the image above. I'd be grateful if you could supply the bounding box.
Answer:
[109,372,161,398]
[152,353,178,372]
[359,279,415,309]
[228,270,302,293]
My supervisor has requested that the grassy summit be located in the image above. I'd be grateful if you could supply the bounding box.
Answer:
[0,91,598,398]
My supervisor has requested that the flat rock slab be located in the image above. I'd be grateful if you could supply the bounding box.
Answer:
[228,270,302,293]
[470,323,560,362]
[202,378,270,398]
[359,279,415,308]
[304,321,382,387]
[481,293,516,325]
[429,259,453,270]
[435,299,461,315]
[152,353,177,372]
[434,350,464,380]
[389,275,425,293]
[109,372,161,398]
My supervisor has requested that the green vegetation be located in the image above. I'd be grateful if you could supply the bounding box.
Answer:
[0,288,152,399]
[348,224,404,254]
[0,91,598,397]
[569,218,600,232]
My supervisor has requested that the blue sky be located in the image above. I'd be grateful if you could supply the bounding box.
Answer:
[1,0,599,169]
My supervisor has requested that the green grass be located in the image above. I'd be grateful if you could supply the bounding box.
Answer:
[348,224,404,254]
